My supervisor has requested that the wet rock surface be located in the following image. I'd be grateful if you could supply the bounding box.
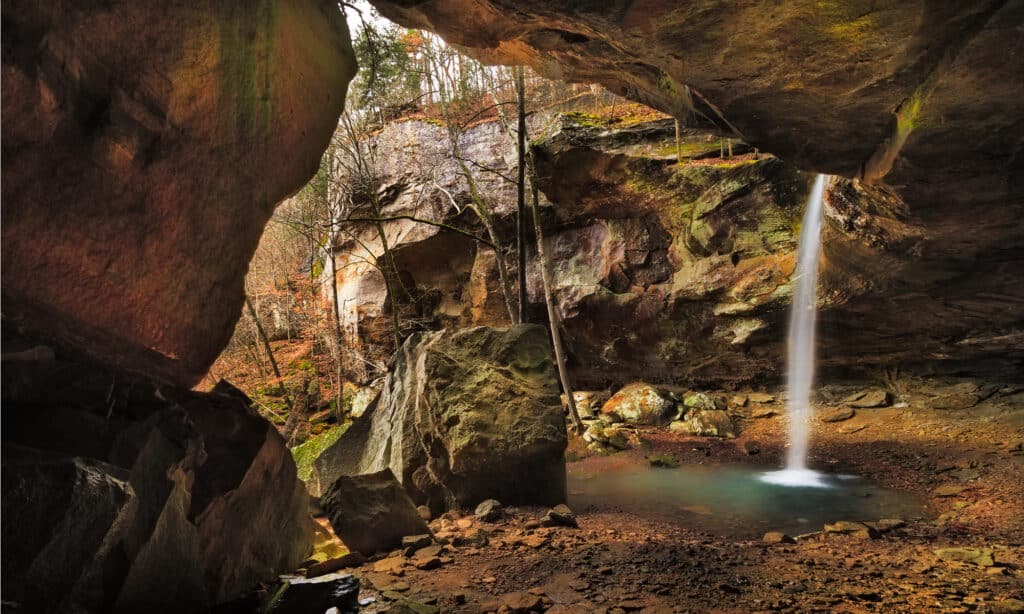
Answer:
[328,111,1023,389]
[367,7,1024,375]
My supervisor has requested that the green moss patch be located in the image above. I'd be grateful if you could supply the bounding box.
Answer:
[291,423,348,482]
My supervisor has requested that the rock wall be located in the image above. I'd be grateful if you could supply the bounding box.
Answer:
[1,337,313,611]
[367,1,1023,204]
[1,0,356,386]
[531,119,923,385]
[330,114,1013,387]
[364,0,1024,382]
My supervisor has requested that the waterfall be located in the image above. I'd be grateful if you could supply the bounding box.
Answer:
[761,174,829,487]
[785,173,827,470]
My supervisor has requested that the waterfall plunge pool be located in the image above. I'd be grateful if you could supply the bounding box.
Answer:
[567,463,923,538]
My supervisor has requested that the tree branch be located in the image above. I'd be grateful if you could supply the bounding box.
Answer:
[340,215,494,248]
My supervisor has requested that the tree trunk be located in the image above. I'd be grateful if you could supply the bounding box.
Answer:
[527,166,584,435]
[328,244,346,415]
[675,118,682,165]
[246,296,284,390]
[282,375,312,447]
[515,66,528,324]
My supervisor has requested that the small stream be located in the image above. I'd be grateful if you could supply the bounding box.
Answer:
[567,463,923,538]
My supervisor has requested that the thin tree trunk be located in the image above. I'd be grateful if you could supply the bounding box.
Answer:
[371,216,403,351]
[329,245,345,413]
[515,66,528,324]
[675,118,682,165]
[282,375,311,447]
[245,296,292,410]
[527,167,584,434]
[727,138,733,159]
[242,340,266,378]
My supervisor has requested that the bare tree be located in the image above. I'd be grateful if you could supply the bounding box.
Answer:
[245,295,291,407]
[526,164,584,434]
[515,66,529,324]
[422,35,519,325]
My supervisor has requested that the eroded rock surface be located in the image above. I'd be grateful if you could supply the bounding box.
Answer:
[366,0,1024,382]
[599,382,676,426]
[1,339,313,611]
[2,0,356,385]
[311,325,567,511]
[368,1,1022,201]
[329,114,975,386]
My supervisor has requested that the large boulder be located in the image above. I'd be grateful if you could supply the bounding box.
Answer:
[1,348,313,611]
[319,469,431,556]
[1,0,356,385]
[1,449,137,613]
[681,410,737,439]
[600,383,676,425]
[311,325,568,511]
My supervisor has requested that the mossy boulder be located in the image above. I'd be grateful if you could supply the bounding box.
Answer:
[683,392,720,412]
[291,424,348,484]
[320,469,430,557]
[312,325,567,511]
[683,410,736,438]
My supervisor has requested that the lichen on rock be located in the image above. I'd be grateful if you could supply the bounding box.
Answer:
[312,324,568,511]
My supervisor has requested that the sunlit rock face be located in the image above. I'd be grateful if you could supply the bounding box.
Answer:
[2,0,356,385]
[368,0,1024,379]
[529,119,914,386]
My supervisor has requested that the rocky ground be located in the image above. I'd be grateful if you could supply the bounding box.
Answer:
[291,379,1024,613]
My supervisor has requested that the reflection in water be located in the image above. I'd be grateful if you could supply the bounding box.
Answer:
[568,464,921,538]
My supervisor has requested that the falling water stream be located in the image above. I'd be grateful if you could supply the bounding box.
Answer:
[761,173,830,488]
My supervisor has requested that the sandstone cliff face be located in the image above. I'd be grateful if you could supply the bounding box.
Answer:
[2,0,356,385]
[328,114,980,386]
[368,1,1022,199]
[365,0,1024,380]
[532,118,922,385]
